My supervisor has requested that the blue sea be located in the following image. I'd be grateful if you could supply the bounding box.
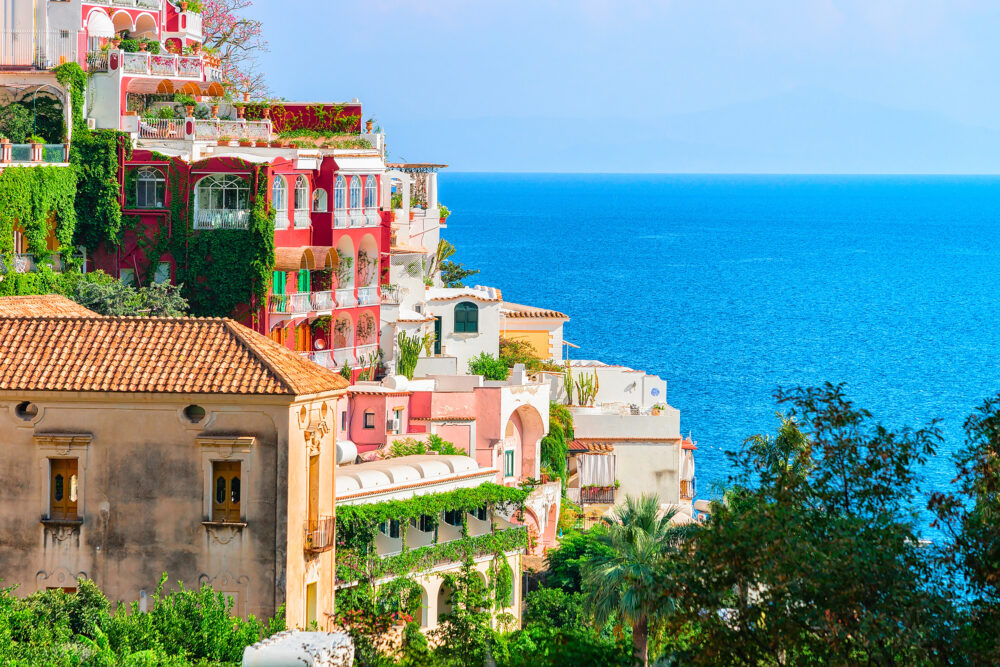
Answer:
[440,173,1000,530]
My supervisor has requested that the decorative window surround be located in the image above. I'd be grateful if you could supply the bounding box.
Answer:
[199,436,254,527]
[35,433,92,526]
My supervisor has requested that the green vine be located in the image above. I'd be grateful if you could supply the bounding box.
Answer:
[0,166,77,264]
[490,553,514,609]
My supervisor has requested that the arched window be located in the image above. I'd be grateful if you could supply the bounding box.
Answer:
[334,176,346,210]
[136,166,165,208]
[294,175,309,211]
[312,188,328,212]
[364,175,377,209]
[271,175,287,227]
[195,174,249,229]
[454,301,479,333]
[349,176,362,210]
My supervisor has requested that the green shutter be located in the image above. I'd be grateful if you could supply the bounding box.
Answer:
[272,271,286,295]
[298,269,310,293]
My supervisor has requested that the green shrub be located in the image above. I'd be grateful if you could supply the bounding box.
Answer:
[468,352,509,381]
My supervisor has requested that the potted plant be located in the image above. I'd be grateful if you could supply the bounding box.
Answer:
[217,135,232,146]
[235,104,245,119]
[365,118,374,133]
[269,139,282,148]
[210,100,219,118]
[262,107,271,119]
[191,42,201,54]
[138,39,148,52]
[111,36,121,49]
[255,139,268,147]
[439,204,450,223]
[238,138,252,147]
[180,0,189,10]
[651,403,665,416]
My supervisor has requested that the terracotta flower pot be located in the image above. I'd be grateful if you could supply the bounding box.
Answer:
[242,92,250,102]
[236,106,245,118]
[180,1,189,10]
[269,141,281,148]
[255,140,268,147]
[192,43,200,54]
[184,104,194,116]
[210,105,219,118]
[217,139,230,146]
[111,38,121,48]
[365,119,373,133]
[409,211,415,221]
[239,140,252,147]
[262,108,271,119]
[139,42,147,52]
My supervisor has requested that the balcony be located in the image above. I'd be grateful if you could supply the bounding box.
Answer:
[357,286,378,306]
[293,210,311,229]
[1,30,76,70]
[335,288,356,308]
[333,211,349,229]
[120,52,205,79]
[88,0,162,7]
[304,516,335,553]
[580,486,617,505]
[312,290,335,311]
[195,119,272,142]
[268,291,312,315]
[1,143,69,165]
[355,344,378,362]
[194,209,249,230]
[333,347,355,368]
[138,119,184,140]
[381,284,401,305]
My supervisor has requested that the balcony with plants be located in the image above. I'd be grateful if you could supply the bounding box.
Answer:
[335,483,530,585]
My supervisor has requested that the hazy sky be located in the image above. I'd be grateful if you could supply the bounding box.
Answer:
[250,1,1000,172]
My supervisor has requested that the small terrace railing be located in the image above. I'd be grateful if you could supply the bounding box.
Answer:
[355,344,378,363]
[357,286,378,306]
[335,288,356,308]
[312,290,335,311]
[580,486,617,505]
[194,209,249,230]
[93,0,162,7]
[138,119,184,140]
[380,284,401,305]
[2,143,68,164]
[86,50,109,72]
[333,211,349,229]
[304,516,335,553]
[349,212,365,228]
[305,350,332,368]
[268,291,311,314]
[120,52,204,79]
[195,119,272,142]
[0,30,76,69]
[332,347,355,368]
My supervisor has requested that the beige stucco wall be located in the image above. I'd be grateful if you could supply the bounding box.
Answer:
[0,389,344,629]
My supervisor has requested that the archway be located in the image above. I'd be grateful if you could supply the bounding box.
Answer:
[111,10,134,35]
[437,580,454,622]
[133,12,158,39]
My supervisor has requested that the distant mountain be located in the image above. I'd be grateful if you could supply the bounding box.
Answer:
[385,88,1000,173]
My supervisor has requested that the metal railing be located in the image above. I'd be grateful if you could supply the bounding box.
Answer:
[355,344,378,362]
[380,284,401,305]
[357,286,378,306]
[580,487,617,505]
[86,51,109,72]
[349,212,365,228]
[305,516,335,553]
[333,212,349,229]
[293,210,311,228]
[365,210,381,227]
[194,209,249,230]
[0,30,76,69]
[267,291,312,314]
[305,350,333,369]
[335,288,356,308]
[195,119,272,141]
[119,51,204,78]
[138,119,184,140]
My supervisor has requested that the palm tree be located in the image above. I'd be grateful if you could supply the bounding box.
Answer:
[581,493,680,667]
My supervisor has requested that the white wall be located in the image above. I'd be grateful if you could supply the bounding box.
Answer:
[425,299,500,375]
[567,361,668,411]
[613,441,683,506]
[571,408,681,441]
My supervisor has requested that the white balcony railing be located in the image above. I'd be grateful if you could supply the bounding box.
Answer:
[306,350,333,369]
[354,344,378,363]
[0,30,76,69]
[365,210,381,227]
[380,284,401,305]
[119,51,204,79]
[194,209,249,230]
[332,347,355,368]
[293,210,311,228]
[335,288,356,308]
[195,119,272,142]
[349,212,365,228]
[138,118,184,140]
[333,212,349,229]
[109,0,161,7]
[357,286,378,306]
[312,290,335,311]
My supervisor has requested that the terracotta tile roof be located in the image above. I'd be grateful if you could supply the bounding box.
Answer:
[568,439,614,453]
[0,295,97,318]
[501,301,569,320]
[0,316,349,396]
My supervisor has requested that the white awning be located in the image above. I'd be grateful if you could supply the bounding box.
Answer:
[332,154,384,173]
[87,12,115,38]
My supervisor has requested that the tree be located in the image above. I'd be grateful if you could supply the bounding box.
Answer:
[662,384,955,667]
[581,494,680,667]
[73,280,188,316]
[202,0,269,96]
[441,260,479,288]
[540,401,573,487]
[0,103,33,143]
[432,560,496,666]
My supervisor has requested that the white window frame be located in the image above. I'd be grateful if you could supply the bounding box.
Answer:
[194,174,250,230]
[136,166,165,209]
[34,433,92,524]
[272,175,288,229]
[199,436,254,525]
[312,188,328,212]
[293,175,310,228]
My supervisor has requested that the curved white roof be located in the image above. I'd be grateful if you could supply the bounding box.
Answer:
[336,454,486,498]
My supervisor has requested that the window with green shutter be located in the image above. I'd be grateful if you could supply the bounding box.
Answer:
[454,302,479,333]
[272,271,286,295]
[504,450,514,477]
[298,269,310,293]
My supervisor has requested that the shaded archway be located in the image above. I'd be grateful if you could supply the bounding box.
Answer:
[111,10,134,35]
[133,12,158,38]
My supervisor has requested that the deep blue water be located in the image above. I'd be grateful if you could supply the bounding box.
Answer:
[440,173,1000,528]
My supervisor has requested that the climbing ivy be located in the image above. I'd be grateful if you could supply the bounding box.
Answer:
[0,166,77,263]
[0,266,112,297]
[52,63,86,136]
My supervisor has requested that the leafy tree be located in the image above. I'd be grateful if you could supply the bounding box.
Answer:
[468,352,509,381]
[499,337,563,373]
[432,560,495,666]
[540,402,573,488]
[662,384,955,667]
[441,260,479,288]
[73,280,188,317]
[202,0,269,96]
[0,103,33,143]
[581,494,681,667]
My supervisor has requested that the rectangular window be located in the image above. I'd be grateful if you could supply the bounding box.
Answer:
[153,261,170,284]
[297,269,311,293]
[49,458,78,520]
[120,268,135,286]
[272,271,286,295]
[308,454,319,524]
[443,509,462,527]
[504,450,515,478]
[379,519,401,539]
[454,304,479,333]
[363,412,375,429]
[211,461,241,522]
[341,411,347,431]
